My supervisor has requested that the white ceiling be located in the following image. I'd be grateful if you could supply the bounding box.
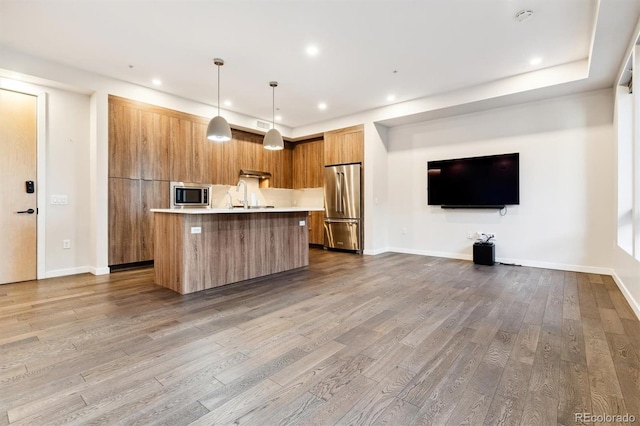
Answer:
[1,0,639,129]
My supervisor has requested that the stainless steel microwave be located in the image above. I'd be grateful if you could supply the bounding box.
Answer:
[170,182,212,208]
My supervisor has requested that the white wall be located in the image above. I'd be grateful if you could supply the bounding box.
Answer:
[45,87,91,275]
[386,89,615,273]
[611,66,640,319]
[363,122,390,254]
[0,78,92,277]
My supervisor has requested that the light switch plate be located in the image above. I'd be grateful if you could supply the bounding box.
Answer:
[51,195,68,205]
[191,227,202,234]
[299,220,306,226]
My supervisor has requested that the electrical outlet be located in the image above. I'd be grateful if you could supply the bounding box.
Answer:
[299,220,306,226]
[401,227,407,235]
[466,231,474,239]
[63,239,71,249]
[190,227,201,234]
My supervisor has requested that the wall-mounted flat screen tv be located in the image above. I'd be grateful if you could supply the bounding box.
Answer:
[427,153,519,208]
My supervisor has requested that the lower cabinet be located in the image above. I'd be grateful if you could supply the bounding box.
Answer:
[309,211,324,245]
[109,177,169,266]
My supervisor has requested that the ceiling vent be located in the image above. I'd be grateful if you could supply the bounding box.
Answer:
[256,120,272,130]
[515,9,534,22]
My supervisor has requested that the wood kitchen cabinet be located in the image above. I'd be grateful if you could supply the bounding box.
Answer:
[292,138,324,189]
[309,211,324,245]
[140,111,171,181]
[108,95,297,266]
[109,102,141,179]
[108,177,143,264]
[293,138,325,245]
[267,147,292,189]
[169,117,193,183]
[109,178,170,265]
[324,124,364,166]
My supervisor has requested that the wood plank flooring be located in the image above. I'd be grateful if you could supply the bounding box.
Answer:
[0,249,638,425]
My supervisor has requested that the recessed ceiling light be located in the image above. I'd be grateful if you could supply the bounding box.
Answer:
[275,115,282,122]
[224,100,232,107]
[530,57,542,66]
[318,102,327,110]
[152,78,162,86]
[306,45,319,56]
[386,94,396,102]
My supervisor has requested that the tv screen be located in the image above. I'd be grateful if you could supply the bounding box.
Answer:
[427,153,519,208]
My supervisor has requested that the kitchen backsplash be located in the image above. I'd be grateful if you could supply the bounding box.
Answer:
[208,179,323,208]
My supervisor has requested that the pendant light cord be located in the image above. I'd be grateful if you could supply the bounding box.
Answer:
[217,64,221,116]
[272,85,275,127]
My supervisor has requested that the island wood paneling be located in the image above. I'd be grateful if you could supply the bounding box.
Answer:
[141,180,170,260]
[324,124,364,166]
[154,212,309,294]
[152,212,184,292]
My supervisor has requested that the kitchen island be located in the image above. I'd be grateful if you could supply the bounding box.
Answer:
[151,207,323,294]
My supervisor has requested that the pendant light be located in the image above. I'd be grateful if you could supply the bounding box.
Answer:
[206,58,232,142]
[263,81,284,150]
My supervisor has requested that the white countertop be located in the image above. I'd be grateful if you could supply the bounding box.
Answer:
[151,207,324,214]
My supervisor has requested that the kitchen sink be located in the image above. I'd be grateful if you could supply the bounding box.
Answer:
[230,205,275,209]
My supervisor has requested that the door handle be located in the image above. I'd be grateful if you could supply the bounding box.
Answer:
[17,208,35,214]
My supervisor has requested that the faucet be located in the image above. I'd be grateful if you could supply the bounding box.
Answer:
[236,179,248,209]
[224,191,233,209]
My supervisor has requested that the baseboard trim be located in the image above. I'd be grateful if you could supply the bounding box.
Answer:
[45,266,91,279]
[363,247,390,256]
[90,266,111,276]
[388,247,472,261]
[386,247,613,275]
[611,271,640,320]
[497,258,614,275]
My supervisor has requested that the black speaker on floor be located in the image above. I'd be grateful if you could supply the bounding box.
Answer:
[473,242,495,266]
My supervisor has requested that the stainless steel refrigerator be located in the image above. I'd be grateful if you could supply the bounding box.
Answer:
[324,163,362,252]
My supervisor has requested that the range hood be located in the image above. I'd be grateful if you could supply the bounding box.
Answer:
[238,169,272,179]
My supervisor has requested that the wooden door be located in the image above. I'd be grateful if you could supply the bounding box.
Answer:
[0,89,38,284]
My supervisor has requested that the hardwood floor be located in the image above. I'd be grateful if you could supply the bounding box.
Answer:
[1,249,638,425]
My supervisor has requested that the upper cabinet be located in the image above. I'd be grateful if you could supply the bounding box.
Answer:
[109,102,141,179]
[108,95,292,186]
[324,125,364,166]
[292,138,324,189]
[140,110,170,181]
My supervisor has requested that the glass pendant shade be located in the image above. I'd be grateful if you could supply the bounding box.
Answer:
[207,57,232,142]
[263,128,284,150]
[206,115,232,142]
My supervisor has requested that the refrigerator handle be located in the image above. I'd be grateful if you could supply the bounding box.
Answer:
[336,172,342,213]
[340,172,345,213]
